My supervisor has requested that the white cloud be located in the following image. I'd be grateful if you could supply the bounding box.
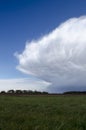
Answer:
[16,16,86,93]
[0,78,49,92]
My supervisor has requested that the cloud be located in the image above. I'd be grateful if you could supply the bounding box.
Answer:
[16,16,86,93]
[0,78,49,92]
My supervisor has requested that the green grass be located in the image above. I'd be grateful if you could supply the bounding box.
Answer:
[0,95,86,130]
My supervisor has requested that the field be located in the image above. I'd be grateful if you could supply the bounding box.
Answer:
[0,95,86,130]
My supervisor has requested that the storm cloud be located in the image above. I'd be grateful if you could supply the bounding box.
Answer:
[16,16,86,93]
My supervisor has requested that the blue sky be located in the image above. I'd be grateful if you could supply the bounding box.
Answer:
[1,0,86,92]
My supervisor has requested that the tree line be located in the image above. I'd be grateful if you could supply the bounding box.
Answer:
[63,91,86,95]
[0,90,48,95]
[0,90,86,95]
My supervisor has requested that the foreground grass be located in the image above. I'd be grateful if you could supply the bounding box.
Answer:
[0,95,86,130]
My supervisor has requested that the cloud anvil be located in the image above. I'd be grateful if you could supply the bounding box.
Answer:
[16,16,86,92]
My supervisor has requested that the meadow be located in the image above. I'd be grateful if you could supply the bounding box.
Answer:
[0,95,86,130]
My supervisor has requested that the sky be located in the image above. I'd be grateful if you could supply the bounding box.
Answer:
[1,0,86,92]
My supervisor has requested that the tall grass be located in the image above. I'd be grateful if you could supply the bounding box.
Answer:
[0,95,86,130]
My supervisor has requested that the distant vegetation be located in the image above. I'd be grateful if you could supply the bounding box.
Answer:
[63,91,86,95]
[0,89,48,95]
[0,89,86,95]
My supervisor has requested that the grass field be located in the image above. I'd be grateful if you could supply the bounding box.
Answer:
[0,95,86,130]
